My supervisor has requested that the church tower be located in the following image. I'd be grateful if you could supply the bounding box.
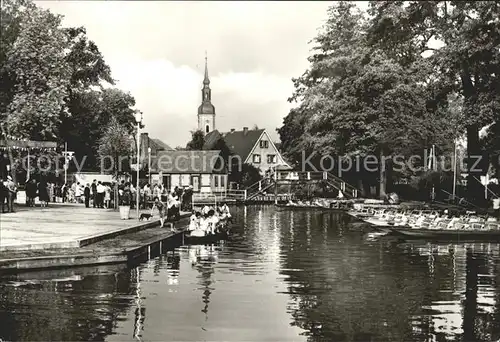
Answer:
[197,53,215,134]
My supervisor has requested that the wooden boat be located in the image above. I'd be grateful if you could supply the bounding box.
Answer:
[184,230,229,245]
[184,221,231,245]
[274,203,349,212]
[389,222,500,241]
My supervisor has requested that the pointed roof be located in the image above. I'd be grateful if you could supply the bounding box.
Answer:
[198,52,215,115]
[152,138,173,151]
[203,51,210,85]
[204,128,265,162]
[203,130,222,150]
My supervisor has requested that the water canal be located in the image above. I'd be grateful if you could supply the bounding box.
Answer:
[1,205,500,341]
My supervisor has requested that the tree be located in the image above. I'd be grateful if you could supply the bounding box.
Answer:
[252,124,259,130]
[98,117,132,208]
[61,88,137,171]
[0,0,37,118]
[229,163,262,188]
[3,4,71,140]
[98,117,132,174]
[367,1,500,201]
[282,2,435,198]
[186,130,205,150]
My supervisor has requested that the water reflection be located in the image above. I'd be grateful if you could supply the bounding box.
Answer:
[0,264,137,341]
[2,207,500,341]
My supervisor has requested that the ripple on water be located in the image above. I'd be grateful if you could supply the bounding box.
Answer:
[3,207,500,341]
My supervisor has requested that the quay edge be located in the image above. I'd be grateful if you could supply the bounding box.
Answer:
[0,214,191,274]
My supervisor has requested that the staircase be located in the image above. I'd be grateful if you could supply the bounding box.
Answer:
[243,176,275,201]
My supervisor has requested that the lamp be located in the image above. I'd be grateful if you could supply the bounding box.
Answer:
[135,111,143,220]
[148,147,152,185]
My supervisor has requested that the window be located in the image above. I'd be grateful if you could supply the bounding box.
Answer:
[214,175,219,187]
[253,154,261,163]
[206,125,210,133]
[267,154,276,164]
[221,175,225,188]
[260,140,269,149]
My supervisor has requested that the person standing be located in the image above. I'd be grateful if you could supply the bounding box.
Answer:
[84,183,91,208]
[75,182,83,204]
[38,178,49,207]
[153,197,166,228]
[70,182,77,203]
[61,183,67,203]
[4,176,17,212]
[91,179,97,208]
[96,181,105,208]
[493,197,500,219]
[104,183,111,209]
[26,179,37,207]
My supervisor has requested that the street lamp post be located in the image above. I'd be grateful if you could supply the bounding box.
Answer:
[135,111,143,220]
[148,147,152,184]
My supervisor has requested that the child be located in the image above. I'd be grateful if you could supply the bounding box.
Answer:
[199,214,209,235]
[188,211,198,231]
[153,197,166,228]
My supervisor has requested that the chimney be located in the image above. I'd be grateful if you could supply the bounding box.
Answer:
[230,128,235,133]
[243,127,248,135]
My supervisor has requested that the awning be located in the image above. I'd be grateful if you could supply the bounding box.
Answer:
[74,173,114,185]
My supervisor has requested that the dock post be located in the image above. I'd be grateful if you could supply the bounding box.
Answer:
[274,179,278,204]
[160,240,162,253]
[259,180,262,191]
[148,245,151,260]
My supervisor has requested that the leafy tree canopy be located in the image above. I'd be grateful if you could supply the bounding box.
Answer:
[186,130,205,150]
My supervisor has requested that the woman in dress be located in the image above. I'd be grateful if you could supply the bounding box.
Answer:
[104,184,111,209]
[38,179,49,207]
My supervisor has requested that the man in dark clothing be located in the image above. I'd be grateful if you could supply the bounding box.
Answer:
[84,183,91,208]
[26,179,37,207]
[91,179,97,208]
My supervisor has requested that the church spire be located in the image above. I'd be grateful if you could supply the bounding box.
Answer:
[203,50,210,85]
[198,52,215,134]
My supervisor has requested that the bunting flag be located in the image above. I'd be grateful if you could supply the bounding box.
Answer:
[0,139,57,151]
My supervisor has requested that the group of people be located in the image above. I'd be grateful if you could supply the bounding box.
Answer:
[25,178,55,207]
[187,203,232,235]
[143,184,193,211]
[82,180,112,208]
[62,181,112,207]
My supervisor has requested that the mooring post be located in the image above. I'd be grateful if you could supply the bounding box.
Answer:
[148,245,151,260]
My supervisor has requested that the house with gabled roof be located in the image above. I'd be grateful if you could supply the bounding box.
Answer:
[204,127,292,175]
[149,150,228,193]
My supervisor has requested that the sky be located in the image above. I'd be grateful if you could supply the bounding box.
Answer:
[35,1,335,148]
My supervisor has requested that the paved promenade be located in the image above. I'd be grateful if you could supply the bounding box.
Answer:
[0,203,183,251]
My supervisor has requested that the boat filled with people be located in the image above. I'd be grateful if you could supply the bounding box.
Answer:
[348,205,500,240]
[184,203,232,245]
[275,198,354,212]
